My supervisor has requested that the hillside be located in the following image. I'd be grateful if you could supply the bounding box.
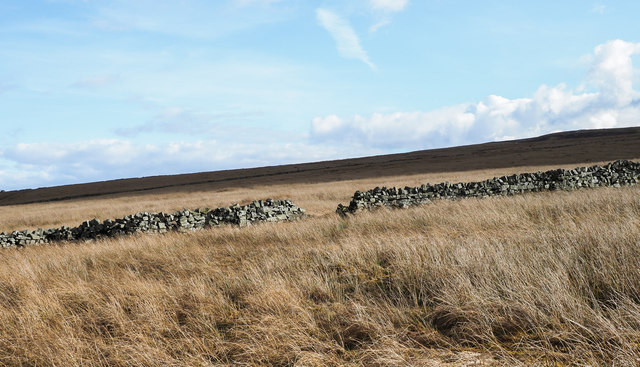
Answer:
[1,168,640,365]
[1,128,640,365]
[2,126,640,206]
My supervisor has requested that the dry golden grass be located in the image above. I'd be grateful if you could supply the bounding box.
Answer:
[1,163,640,365]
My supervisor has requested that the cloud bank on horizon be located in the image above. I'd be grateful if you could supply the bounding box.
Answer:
[0,1,639,190]
[311,40,640,149]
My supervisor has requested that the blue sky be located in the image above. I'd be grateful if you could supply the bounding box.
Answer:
[1,0,640,190]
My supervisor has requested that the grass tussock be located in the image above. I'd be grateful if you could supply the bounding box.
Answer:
[1,168,640,365]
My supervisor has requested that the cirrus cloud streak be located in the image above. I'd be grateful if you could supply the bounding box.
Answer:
[316,8,375,69]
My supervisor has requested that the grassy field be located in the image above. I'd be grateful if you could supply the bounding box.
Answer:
[1,163,640,365]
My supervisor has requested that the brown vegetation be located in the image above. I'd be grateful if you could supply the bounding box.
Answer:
[2,161,640,365]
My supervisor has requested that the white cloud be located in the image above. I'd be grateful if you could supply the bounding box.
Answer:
[588,39,640,105]
[590,4,606,14]
[369,0,408,12]
[312,106,476,149]
[316,8,375,69]
[367,0,408,32]
[369,19,390,33]
[311,39,640,150]
[0,138,378,190]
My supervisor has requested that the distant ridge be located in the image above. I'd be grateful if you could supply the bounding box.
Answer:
[1,126,639,206]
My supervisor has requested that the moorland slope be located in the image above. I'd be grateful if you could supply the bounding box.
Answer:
[1,127,640,365]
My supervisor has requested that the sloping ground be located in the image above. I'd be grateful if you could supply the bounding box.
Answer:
[2,132,640,365]
[2,126,640,206]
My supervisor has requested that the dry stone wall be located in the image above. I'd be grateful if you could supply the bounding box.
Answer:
[337,159,640,216]
[1,199,305,249]
[4,159,640,248]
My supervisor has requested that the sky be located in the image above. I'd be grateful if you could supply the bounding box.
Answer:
[1,0,640,190]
